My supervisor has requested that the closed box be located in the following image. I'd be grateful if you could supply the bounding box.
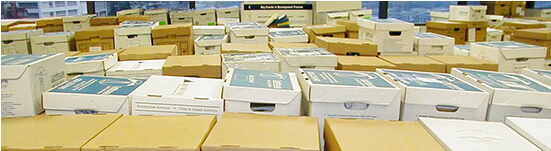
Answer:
[414,32,455,56]
[268,28,309,43]
[337,56,397,71]
[1,29,43,55]
[75,25,116,52]
[1,54,66,117]
[170,10,193,24]
[454,44,471,56]
[430,11,449,21]
[36,17,63,33]
[470,41,547,73]
[222,53,279,78]
[152,23,193,55]
[193,25,225,40]
[511,1,526,17]
[114,23,154,49]
[453,21,488,43]
[241,3,313,28]
[193,8,216,25]
[163,55,221,78]
[223,68,302,115]
[427,55,498,73]
[31,32,76,54]
[229,23,269,44]
[486,28,503,42]
[195,35,227,55]
[377,69,490,121]
[378,56,447,73]
[325,12,348,25]
[315,37,377,56]
[144,9,168,23]
[526,9,551,18]
[90,16,118,26]
[487,15,504,26]
[117,15,150,23]
[522,68,551,86]
[451,68,551,122]
[274,47,337,73]
[106,59,164,78]
[65,52,118,76]
[482,1,512,16]
[349,9,373,21]
[449,5,487,22]
[504,117,551,151]
[131,76,224,116]
[268,42,318,50]
[221,43,272,54]
[358,18,414,53]
[427,21,468,44]
[303,24,346,43]
[503,21,546,29]
[117,8,142,16]
[514,28,551,59]
[43,76,146,115]
[62,15,94,32]
[217,6,240,25]
[119,45,177,61]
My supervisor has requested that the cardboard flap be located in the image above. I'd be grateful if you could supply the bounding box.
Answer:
[500,48,547,59]
[152,23,192,38]
[350,10,372,16]
[475,41,547,59]
[327,12,348,19]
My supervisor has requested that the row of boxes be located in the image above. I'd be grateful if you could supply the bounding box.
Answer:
[116,7,240,25]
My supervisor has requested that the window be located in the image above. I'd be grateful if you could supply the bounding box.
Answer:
[94,1,190,16]
[196,1,242,9]
[27,13,39,18]
[388,1,457,24]
[467,1,480,5]
[535,1,551,9]
[68,9,78,16]
[362,1,379,18]
[56,10,66,16]
[67,1,77,6]
[42,12,51,17]
[18,2,39,9]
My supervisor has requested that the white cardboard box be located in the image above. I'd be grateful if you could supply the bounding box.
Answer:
[546,59,551,70]
[114,24,154,49]
[223,68,302,115]
[170,10,194,24]
[273,47,337,73]
[192,26,225,40]
[470,41,547,73]
[451,68,551,122]
[43,75,146,115]
[486,28,503,42]
[116,8,142,16]
[131,75,224,117]
[522,68,551,86]
[106,59,165,78]
[217,7,240,25]
[1,29,43,55]
[65,53,118,76]
[31,32,75,54]
[325,12,349,25]
[221,53,280,78]
[414,32,455,56]
[526,9,551,18]
[224,22,257,33]
[1,54,67,117]
[268,28,309,43]
[229,23,269,44]
[194,35,227,55]
[376,69,490,121]
[419,117,541,151]
[192,8,216,25]
[217,18,240,25]
[487,15,504,27]
[349,9,373,21]
[144,9,169,23]
[358,18,414,53]
[454,45,471,56]
[430,11,449,21]
[449,5,487,22]
[62,15,94,32]
[505,117,551,151]
[241,3,313,28]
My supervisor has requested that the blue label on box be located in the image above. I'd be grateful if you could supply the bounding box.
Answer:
[454,45,471,51]
[49,76,146,95]
[278,48,334,57]
[459,68,551,92]
[65,53,113,63]
[415,32,449,39]
[223,53,278,62]
[381,69,482,92]
[533,69,551,77]
[269,30,306,37]
[1,54,55,65]
[230,68,293,90]
[304,69,394,88]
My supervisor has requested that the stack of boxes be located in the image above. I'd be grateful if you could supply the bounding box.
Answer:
[358,18,415,55]
[30,32,75,54]
[470,41,547,73]
[1,29,43,55]
[513,28,551,62]
[216,6,240,25]
[337,20,360,38]
[62,15,94,32]
[413,32,455,56]
[170,10,194,24]
[114,21,157,49]
[449,5,489,44]
[152,23,193,55]
[193,8,217,25]
[427,21,468,44]
[75,25,117,52]
[36,17,63,33]
[144,9,169,23]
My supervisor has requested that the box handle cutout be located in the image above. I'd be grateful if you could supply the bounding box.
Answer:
[476,28,481,31]
[127,35,138,39]
[520,106,543,113]
[389,31,402,36]
[300,65,316,69]
[322,34,334,37]
[44,42,55,46]
[225,11,231,14]
[250,103,275,112]
[2,40,13,44]
[516,58,529,62]
[72,21,81,24]
[344,103,369,110]
[205,46,215,50]
[346,52,360,56]
[244,35,255,39]
[431,46,444,51]
[435,105,459,112]
[201,13,207,16]
[454,28,460,31]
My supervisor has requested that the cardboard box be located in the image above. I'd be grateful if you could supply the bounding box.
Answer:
[195,35,228,55]
[337,19,359,32]
[30,32,75,54]
[75,25,116,52]
[511,1,527,17]
[119,45,177,61]
[144,9,168,23]
[163,55,221,78]
[202,113,319,151]
[273,47,337,73]
[427,21,468,44]
[1,20,19,32]
[268,28,309,43]
[114,24,154,49]
[522,68,551,86]
[131,76,224,116]
[514,28,551,59]
[303,24,346,43]
[65,52,118,76]
[482,2,512,16]
[2,114,122,150]
[378,56,446,73]
[43,75,146,115]
[36,17,63,33]
[229,23,269,44]
[454,45,471,56]
[225,22,261,33]
[451,68,551,121]
[8,24,36,31]
[358,18,414,53]
[314,1,361,13]
[503,21,546,29]
[62,15,94,32]
[221,43,272,54]
[193,25,225,40]
[487,15,504,26]
[325,119,445,151]
[268,42,318,50]
[152,23,193,55]
[377,69,489,121]
[427,55,498,73]
[1,29,43,55]
[454,21,488,43]
[419,117,541,151]
[221,53,279,78]
[106,59,165,78]
[117,8,142,16]
[90,16,118,26]
[1,54,66,117]
[314,37,377,56]
[117,15,150,23]
[487,28,503,42]
[74,49,125,58]
[325,12,348,25]
[414,32,455,56]
[223,68,302,115]
[505,117,551,151]
[193,8,216,25]
[546,59,551,70]
[470,41,547,73]
[242,3,313,28]
[430,11,449,21]
[349,9,373,21]
[337,56,396,71]
[170,10,194,24]
[217,6,240,25]
[527,9,551,18]
[449,5,487,22]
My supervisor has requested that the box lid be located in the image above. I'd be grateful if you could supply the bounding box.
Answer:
[118,16,151,23]
[1,54,62,80]
[152,23,192,38]
[117,8,142,16]
[65,53,117,74]
[202,113,319,151]
[1,29,43,40]
[349,9,373,16]
[336,20,359,31]
[229,24,269,36]
[505,117,551,151]
[426,21,467,30]
[275,47,338,67]
[193,25,225,35]
[515,28,551,40]
[48,75,145,96]
[193,8,216,14]
[163,54,220,68]
[379,56,446,66]
[36,17,63,27]
[268,42,319,49]
[75,25,116,40]
[115,24,152,35]
[326,12,348,19]
[379,69,484,92]
[170,10,193,17]
[144,8,168,15]
[1,114,122,151]
[532,69,551,78]
[132,75,223,101]
[222,53,279,63]
[304,24,346,35]
[314,37,378,56]
[62,15,95,23]
[414,32,455,45]
[419,117,541,151]
[108,59,165,73]
[90,16,118,26]
[473,41,547,59]
[338,56,397,69]
[358,18,414,31]
[455,68,551,92]
[269,30,307,38]
[221,43,272,53]
[195,35,227,46]
[84,115,216,151]
[31,32,74,43]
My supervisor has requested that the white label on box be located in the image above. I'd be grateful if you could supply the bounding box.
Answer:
[89,46,102,52]
[1,83,18,117]
[134,103,220,115]
[45,47,57,54]
[383,39,406,52]
[127,39,140,47]
[3,46,16,54]
[514,62,530,73]
[468,28,476,42]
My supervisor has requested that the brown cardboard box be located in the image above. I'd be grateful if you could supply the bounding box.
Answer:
[63,51,81,57]
[513,28,551,59]
[36,17,63,33]
[482,1,512,16]
[314,37,377,56]
[75,25,117,52]
[378,56,447,73]
[336,20,359,32]
[8,24,36,31]
[347,31,359,39]
[426,21,468,44]
[302,24,346,43]
[325,119,445,151]
[90,16,118,26]
[119,45,177,61]
[201,113,320,151]
[162,54,221,78]
[221,43,272,53]
[75,49,126,57]
[1,114,121,151]
[511,1,526,17]
[453,21,488,42]
[502,21,546,29]
[337,56,397,71]
[83,115,216,151]
[118,15,151,23]
[427,55,499,73]
[152,23,193,55]
[1,20,18,32]
[268,42,319,50]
